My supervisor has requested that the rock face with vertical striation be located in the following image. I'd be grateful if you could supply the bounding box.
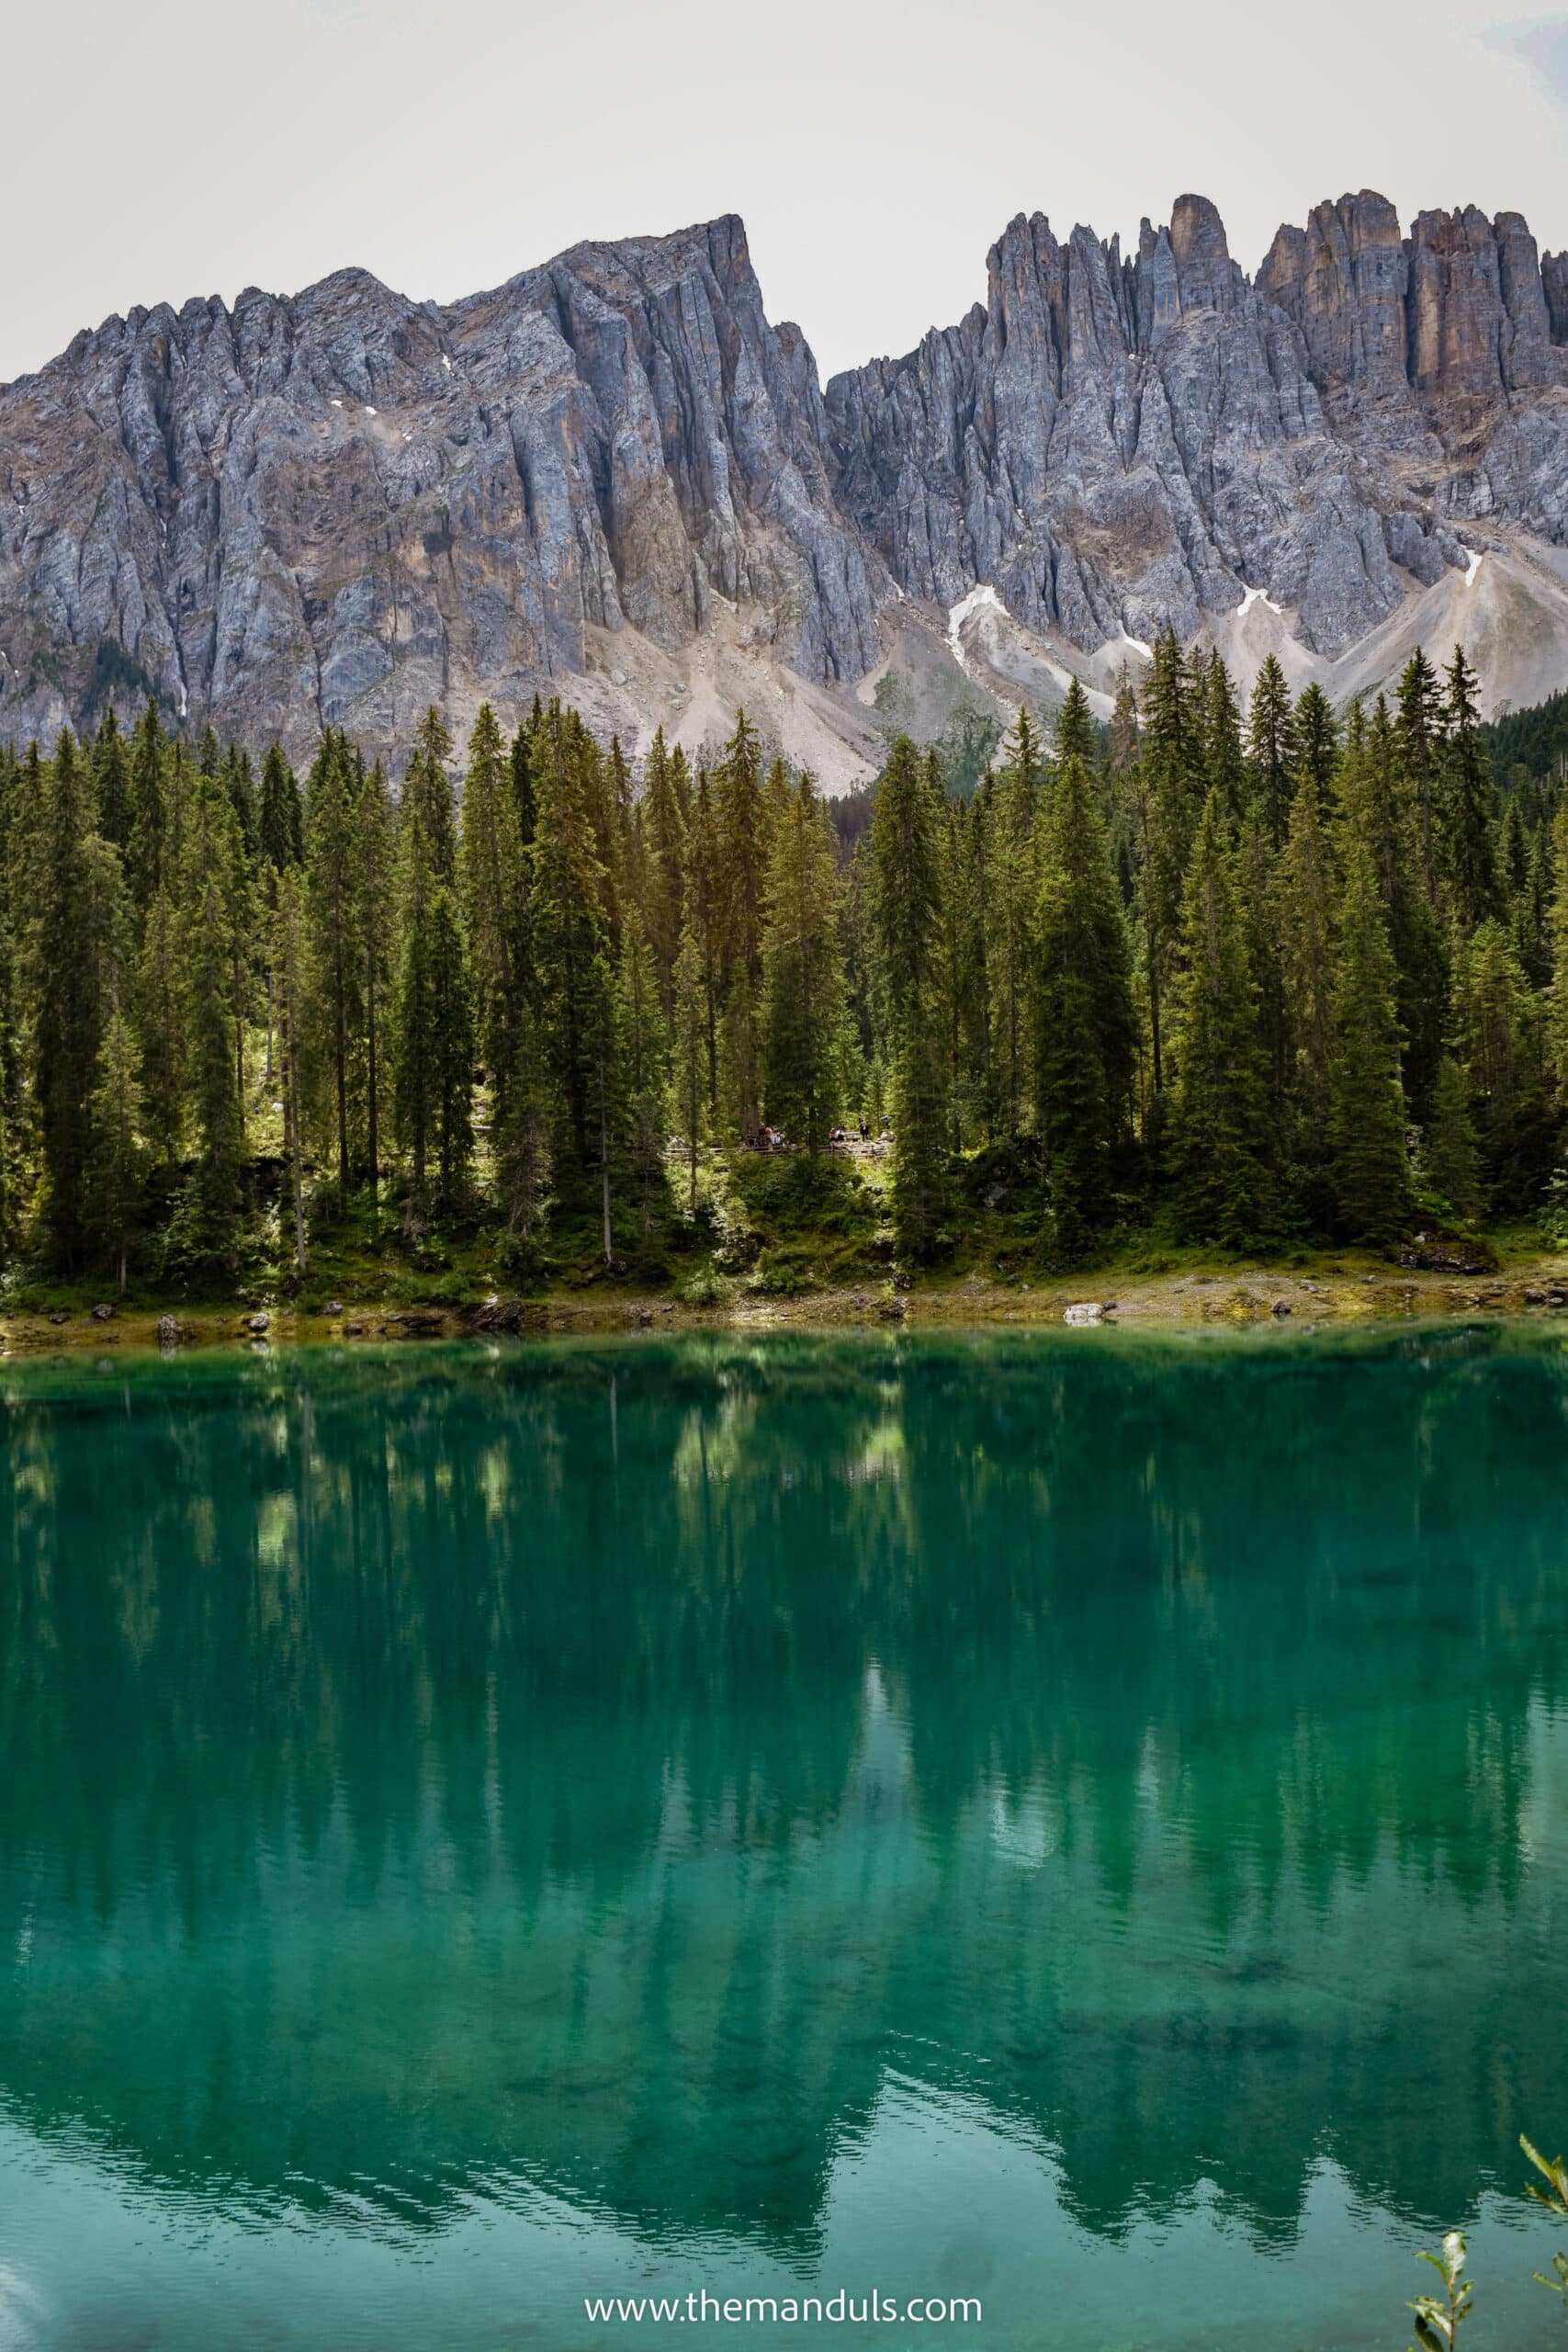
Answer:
[0,218,885,760]
[4,190,1568,764]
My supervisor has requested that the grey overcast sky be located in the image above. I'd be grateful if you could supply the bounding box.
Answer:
[8,0,1568,389]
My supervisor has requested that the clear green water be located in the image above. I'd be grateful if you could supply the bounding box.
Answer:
[2,1327,1567,2350]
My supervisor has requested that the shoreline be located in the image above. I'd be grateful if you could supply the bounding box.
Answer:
[6,1256,1568,1355]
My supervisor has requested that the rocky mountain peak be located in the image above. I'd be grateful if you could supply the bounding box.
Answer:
[3,188,1568,773]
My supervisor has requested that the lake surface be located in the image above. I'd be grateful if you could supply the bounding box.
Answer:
[2,1326,1567,2349]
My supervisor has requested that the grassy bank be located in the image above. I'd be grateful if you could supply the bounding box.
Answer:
[4,1139,1565,1351]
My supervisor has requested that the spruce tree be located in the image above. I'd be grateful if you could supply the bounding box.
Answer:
[87,1010,146,1294]
[177,767,246,1252]
[1328,839,1410,1241]
[1172,791,1274,1245]
[1294,683,1341,820]
[872,735,949,1254]
[274,866,310,1277]
[641,726,688,998]
[988,712,1043,1135]
[1203,652,1249,825]
[1279,775,1337,1168]
[303,731,364,1203]
[356,759,396,1203]
[671,907,709,1216]
[715,712,769,1139]
[92,707,135,854]
[1139,631,1205,1091]
[1396,648,1444,907]
[1247,656,1297,850]
[258,745,304,873]
[1443,646,1499,932]
[1424,1053,1483,1222]
[761,774,843,1158]
[615,915,669,1241]
[128,698,170,910]
[32,732,107,1264]
[1033,754,1136,1256]
[395,709,473,1208]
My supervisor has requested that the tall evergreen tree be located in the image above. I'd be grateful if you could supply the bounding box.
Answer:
[1032,754,1136,1256]
[258,744,305,873]
[872,735,949,1255]
[32,732,108,1264]
[394,709,473,1207]
[1328,839,1410,1240]
[1443,645,1499,932]
[1171,791,1274,1244]
[87,1010,146,1294]
[761,775,843,1159]
[303,731,364,1203]
[1247,655,1297,850]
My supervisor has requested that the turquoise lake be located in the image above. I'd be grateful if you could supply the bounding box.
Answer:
[2,1326,1567,2348]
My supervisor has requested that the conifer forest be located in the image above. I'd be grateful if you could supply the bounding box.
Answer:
[1,636,1559,1300]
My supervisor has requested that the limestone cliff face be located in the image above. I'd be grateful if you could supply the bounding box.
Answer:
[826,193,1568,666]
[0,218,885,757]
[3,192,1568,760]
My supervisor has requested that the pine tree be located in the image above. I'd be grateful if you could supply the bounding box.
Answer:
[1279,775,1337,1166]
[1452,916,1551,1207]
[1247,656,1297,850]
[1172,791,1274,1245]
[178,766,246,1250]
[223,744,258,868]
[1053,677,1098,775]
[128,698,170,909]
[872,735,949,1254]
[1547,806,1568,1102]
[761,774,843,1158]
[92,707,135,854]
[303,731,364,1203]
[136,888,185,1168]
[258,744,304,872]
[356,759,395,1204]
[394,709,473,1208]
[1443,646,1499,932]
[274,866,310,1277]
[715,711,769,1139]
[1328,839,1410,1241]
[32,732,108,1264]
[1294,683,1341,820]
[641,726,688,996]
[1203,651,1249,825]
[988,712,1044,1135]
[671,906,709,1216]
[458,702,523,1109]
[1033,754,1136,1256]
[1424,1053,1483,1223]
[1397,648,1444,907]
[87,1010,146,1294]
[1139,631,1205,1091]
[615,914,669,1240]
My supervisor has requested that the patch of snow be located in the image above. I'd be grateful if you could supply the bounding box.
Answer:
[1235,584,1284,619]
[403,431,412,442]
[329,398,343,408]
[441,354,453,374]
[1461,548,1483,588]
[363,404,377,415]
[946,582,1006,677]
[1119,629,1153,661]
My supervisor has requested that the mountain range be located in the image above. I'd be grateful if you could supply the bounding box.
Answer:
[6,189,1568,784]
